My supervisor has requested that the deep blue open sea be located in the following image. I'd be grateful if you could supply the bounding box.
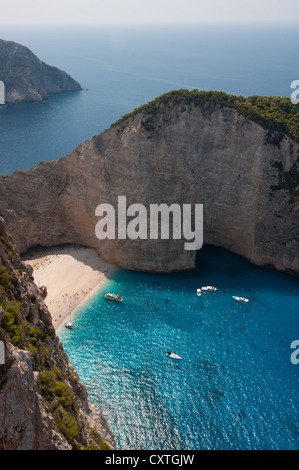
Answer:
[1,23,299,174]
[0,24,298,449]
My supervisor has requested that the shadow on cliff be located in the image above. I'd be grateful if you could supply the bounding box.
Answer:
[21,243,299,297]
[195,244,299,295]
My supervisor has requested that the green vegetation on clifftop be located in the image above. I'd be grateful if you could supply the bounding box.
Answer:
[111,89,299,143]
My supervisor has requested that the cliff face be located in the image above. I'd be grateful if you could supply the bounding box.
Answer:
[0,39,81,104]
[0,96,298,274]
[0,218,115,450]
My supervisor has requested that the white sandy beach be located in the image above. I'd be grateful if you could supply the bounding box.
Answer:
[23,245,116,331]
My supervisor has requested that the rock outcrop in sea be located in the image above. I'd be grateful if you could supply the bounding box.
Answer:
[0,217,115,450]
[0,90,298,274]
[0,39,81,104]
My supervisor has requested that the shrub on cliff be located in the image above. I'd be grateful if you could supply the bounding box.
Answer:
[111,89,299,143]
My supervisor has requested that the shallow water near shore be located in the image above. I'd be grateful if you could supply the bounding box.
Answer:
[59,246,299,450]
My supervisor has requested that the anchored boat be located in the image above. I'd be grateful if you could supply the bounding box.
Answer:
[166,351,182,360]
[232,296,249,303]
[104,293,123,302]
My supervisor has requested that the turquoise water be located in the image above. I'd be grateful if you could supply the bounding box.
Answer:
[1,23,299,174]
[59,247,299,450]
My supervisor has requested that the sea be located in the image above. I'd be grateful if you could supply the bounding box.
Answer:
[0,23,298,450]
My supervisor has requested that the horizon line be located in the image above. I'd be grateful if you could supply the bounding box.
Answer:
[1,20,299,27]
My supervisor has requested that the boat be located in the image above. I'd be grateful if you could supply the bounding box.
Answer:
[166,351,182,360]
[65,323,75,329]
[104,293,123,302]
[232,296,249,303]
[197,288,201,296]
[201,286,217,291]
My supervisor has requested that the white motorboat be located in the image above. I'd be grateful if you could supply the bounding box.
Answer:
[104,293,123,302]
[166,351,182,360]
[201,286,217,291]
[65,323,75,329]
[197,288,201,296]
[232,296,249,303]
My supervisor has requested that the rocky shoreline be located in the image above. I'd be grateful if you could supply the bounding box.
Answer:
[0,218,115,450]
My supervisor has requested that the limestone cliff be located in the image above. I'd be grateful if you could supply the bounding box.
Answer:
[0,90,298,274]
[0,218,115,450]
[0,39,81,104]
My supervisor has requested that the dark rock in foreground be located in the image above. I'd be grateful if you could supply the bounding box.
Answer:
[0,217,115,450]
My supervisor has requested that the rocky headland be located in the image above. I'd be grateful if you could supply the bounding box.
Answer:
[0,217,115,450]
[0,39,81,104]
[0,89,298,274]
